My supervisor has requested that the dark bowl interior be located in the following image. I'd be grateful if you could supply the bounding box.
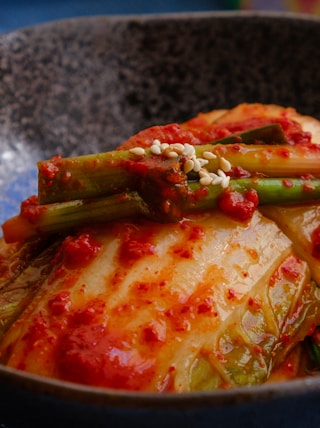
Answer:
[1,11,320,428]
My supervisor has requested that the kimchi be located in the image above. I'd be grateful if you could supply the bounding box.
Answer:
[1,103,320,392]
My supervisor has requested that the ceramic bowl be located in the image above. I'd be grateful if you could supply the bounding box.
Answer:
[1,11,320,428]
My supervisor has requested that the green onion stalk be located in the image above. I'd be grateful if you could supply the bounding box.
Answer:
[37,124,303,204]
[3,177,320,243]
[3,124,320,243]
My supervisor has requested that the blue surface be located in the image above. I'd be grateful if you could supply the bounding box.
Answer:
[0,0,229,33]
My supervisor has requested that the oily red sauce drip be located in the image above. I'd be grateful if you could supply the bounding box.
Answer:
[53,232,102,269]
[126,280,218,340]
[58,323,155,390]
[218,188,259,222]
[57,299,158,390]
[182,223,205,241]
[269,255,303,287]
[164,288,218,333]
[171,221,204,259]
[38,156,62,182]
[117,223,157,267]
[20,195,47,223]
[20,296,156,390]
[248,297,263,312]
[50,295,156,390]
[48,291,72,316]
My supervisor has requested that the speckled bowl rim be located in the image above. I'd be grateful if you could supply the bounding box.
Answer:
[2,9,320,35]
[1,10,320,408]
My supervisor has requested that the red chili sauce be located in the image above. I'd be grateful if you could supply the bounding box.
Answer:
[117,223,157,267]
[52,220,209,390]
[119,116,311,151]
[38,155,62,182]
[184,116,311,146]
[45,232,102,293]
[58,317,155,390]
[218,188,259,222]
[20,195,46,223]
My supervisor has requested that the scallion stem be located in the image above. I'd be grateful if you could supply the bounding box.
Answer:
[37,125,295,204]
[4,178,320,243]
